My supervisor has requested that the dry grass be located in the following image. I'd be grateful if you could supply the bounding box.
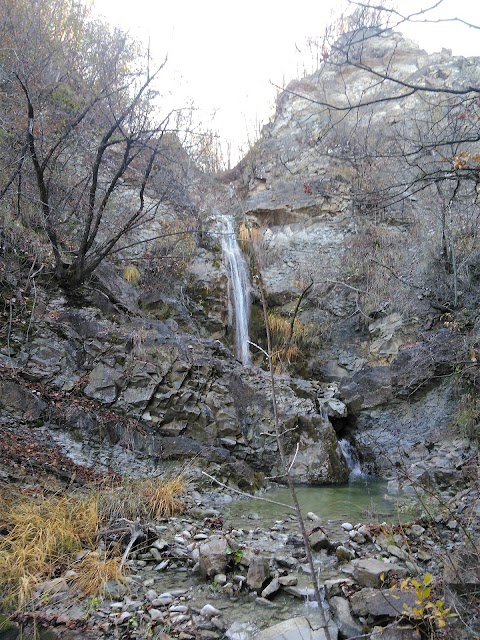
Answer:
[0,494,99,607]
[72,552,126,596]
[0,472,187,609]
[123,264,141,284]
[98,472,188,523]
[266,311,321,371]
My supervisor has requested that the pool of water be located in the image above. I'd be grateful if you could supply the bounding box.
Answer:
[224,479,415,528]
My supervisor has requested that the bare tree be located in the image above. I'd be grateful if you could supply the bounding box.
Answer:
[0,0,196,288]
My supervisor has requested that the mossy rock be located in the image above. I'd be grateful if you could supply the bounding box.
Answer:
[0,616,19,640]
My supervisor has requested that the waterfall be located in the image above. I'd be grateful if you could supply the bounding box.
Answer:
[338,438,366,480]
[220,216,251,365]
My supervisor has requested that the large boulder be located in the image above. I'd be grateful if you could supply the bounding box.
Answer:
[198,536,228,578]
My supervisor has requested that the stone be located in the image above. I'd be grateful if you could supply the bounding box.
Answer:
[253,615,338,640]
[370,625,421,640]
[350,587,417,618]
[336,546,355,562]
[352,559,407,587]
[349,531,366,544]
[0,380,46,420]
[200,604,222,618]
[198,536,228,578]
[329,596,363,639]
[278,575,298,587]
[246,554,270,591]
[309,529,330,551]
[84,362,123,403]
[341,523,354,531]
[149,608,164,621]
[387,545,407,560]
[261,577,280,599]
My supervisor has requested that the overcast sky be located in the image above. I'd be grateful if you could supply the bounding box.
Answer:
[93,0,480,160]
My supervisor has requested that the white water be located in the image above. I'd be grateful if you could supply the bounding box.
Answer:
[220,216,251,365]
[338,438,366,480]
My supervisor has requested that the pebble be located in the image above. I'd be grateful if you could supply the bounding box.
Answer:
[170,605,189,613]
[200,604,222,617]
[342,522,354,531]
[155,560,170,571]
[149,608,163,621]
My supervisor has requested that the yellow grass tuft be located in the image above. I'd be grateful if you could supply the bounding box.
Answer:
[0,494,99,608]
[72,552,126,596]
[143,475,187,519]
[98,472,188,523]
[123,264,141,284]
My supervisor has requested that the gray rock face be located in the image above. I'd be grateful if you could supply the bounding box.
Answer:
[0,380,46,420]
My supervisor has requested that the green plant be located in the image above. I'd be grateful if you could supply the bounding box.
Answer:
[226,547,244,564]
[84,595,100,615]
[399,573,457,634]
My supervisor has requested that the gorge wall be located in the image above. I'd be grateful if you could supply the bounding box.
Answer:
[1,29,478,493]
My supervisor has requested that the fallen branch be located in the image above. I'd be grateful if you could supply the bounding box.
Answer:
[200,470,295,511]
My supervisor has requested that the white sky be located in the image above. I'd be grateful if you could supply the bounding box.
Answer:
[92,0,480,161]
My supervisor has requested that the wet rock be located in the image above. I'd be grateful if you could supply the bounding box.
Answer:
[225,621,257,640]
[278,575,298,587]
[261,577,280,599]
[246,554,270,591]
[309,529,330,551]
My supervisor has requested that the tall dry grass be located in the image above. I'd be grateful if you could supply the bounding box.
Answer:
[0,472,187,609]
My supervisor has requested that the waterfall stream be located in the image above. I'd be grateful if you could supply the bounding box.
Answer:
[338,438,366,480]
[220,216,251,365]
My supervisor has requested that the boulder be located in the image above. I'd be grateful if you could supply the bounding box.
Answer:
[350,587,417,618]
[329,596,363,639]
[198,536,228,578]
[253,615,338,640]
[309,529,331,551]
[0,380,46,420]
[352,559,407,588]
[246,554,270,591]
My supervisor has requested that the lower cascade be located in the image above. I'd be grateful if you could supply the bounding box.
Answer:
[338,438,366,480]
[220,215,251,365]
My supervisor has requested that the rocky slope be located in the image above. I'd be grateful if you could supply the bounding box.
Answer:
[0,25,479,640]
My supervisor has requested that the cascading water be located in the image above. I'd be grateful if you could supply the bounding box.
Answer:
[338,438,366,480]
[220,216,251,365]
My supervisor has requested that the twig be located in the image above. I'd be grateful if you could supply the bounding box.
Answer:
[200,470,295,511]
[119,522,143,571]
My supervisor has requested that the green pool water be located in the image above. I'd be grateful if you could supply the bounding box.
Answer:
[224,479,416,527]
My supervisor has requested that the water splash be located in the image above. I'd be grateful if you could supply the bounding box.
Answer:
[338,438,366,480]
[220,216,251,365]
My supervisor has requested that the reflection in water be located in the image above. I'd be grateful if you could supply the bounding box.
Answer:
[225,479,411,527]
